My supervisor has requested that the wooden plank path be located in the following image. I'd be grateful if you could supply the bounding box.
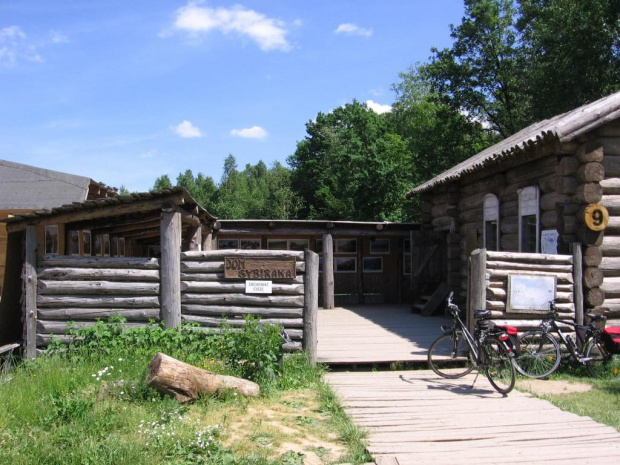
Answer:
[325,370,620,465]
[318,305,449,364]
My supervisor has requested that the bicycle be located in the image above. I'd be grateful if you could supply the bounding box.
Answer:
[514,300,620,379]
[428,292,517,395]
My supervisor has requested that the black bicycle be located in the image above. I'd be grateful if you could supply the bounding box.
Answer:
[514,300,620,379]
[428,293,517,394]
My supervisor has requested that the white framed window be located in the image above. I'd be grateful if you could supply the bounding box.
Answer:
[335,238,357,254]
[334,257,356,273]
[370,238,390,254]
[403,239,412,275]
[518,186,540,253]
[363,257,383,273]
[267,239,288,250]
[483,194,500,251]
[45,225,59,255]
[218,238,239,250]
[267,239,309,251]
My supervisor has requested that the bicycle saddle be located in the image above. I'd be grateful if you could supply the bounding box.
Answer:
[586,313,605,322]
[474,309,492,319]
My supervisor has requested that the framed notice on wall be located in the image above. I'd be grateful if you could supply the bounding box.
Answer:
[507,274,556,313]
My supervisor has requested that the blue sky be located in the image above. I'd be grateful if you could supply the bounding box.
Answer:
[0,1,465,192]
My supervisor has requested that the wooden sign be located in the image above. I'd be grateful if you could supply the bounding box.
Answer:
[507,274,556,313]
[224,257,296,280]
[583,203,609,231]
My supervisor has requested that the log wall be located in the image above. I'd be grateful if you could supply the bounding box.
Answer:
[180,250,307,351]
[471,250,575,331]
[36,255,161,346]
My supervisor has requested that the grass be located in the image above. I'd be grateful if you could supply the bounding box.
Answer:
[0,320,370,465]
[516,365,620,432]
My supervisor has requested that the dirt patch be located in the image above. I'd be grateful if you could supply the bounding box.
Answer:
[517,379,592,395]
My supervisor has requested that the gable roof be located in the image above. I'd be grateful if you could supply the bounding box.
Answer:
[407,91,620,196]
[0,159,113,210]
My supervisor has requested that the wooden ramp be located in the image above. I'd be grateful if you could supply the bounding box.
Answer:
[317,305,449,365]
[326,370,620,465]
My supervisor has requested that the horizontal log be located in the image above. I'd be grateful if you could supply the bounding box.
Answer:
[540,192,569,212]
[283,341,302,352]
[583,267,604,288]
[601,194,620,214]
[182,250,304,261]
[599,138,620,156]
[600,178,620,194]
[601,278,620,297]
[541,210,558,229]
[37,295,160,308]
[605,217,620,233]
[431,203,457,218]
[486,300,574,313]
[576,162,605,183]
[458,192,486,211]
[557,156,579,176]
[40,255,160,269]
[182,304,302,318]
[38,308,160,321]
[180,293,304,307]
[37,334,75,346]
[501,200,518,218]
[574,183,603,204]
[602,155,620,176]
[555,176,579,195]
[487,269,573,284]
[37,320,148,334]
[601,236,620,256]
[538,172,557,194]
[460,175,504,196]
[181,282,304,295]
[184,325,302,341]
[558,214,578,235]
[500,217,518,234]
[505,155,556,185]
[585,288,605,307]
[488,319,574,331]
[576,224,604,247]
[486,286,572,302]
[486,260,572,273]
[38,280,159,296]
[182,314,303,328]
[486,251,572,263]
[583,245,603,267]
[576,141,604,163]
[181,261,305,274]
[179,272,304,284]
[600,257,620,276]
[38,267,160,282]
[500,233,518,252]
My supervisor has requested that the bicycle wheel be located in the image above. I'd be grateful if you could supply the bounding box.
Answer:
[514,330,561,379]
[482,336,516,394]
[583,338,619,379]
[428,332,475,379]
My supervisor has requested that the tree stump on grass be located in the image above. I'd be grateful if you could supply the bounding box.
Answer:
[147,352,260,403]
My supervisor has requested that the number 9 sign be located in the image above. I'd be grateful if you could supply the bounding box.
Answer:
[584,203,609,231]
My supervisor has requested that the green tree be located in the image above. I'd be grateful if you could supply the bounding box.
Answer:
[517,0,620,121]
[287,101,414,221]
[423,0,528,138]
[176,169,217,207]
[152,175,172,191]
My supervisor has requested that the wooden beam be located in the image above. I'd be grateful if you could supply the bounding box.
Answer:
[68,214,161,233]
[160,210,182,329]
[303,249,319,366]
[322,233,334,309]
[24,225,38,359]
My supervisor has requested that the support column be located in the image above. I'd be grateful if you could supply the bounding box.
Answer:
[322,233,334,309]
[188,225,202,251]
[572,242,584,325]
[303,249,319,366]
[24,225,38,359]
[468,248,487,333]
[160,208,182,329]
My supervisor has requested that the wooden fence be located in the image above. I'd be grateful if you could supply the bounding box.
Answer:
[30,250,319,361]
[468,249,578,331]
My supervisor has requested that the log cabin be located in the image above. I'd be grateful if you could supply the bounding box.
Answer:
[407,91,620,326]
[0,160,116,295]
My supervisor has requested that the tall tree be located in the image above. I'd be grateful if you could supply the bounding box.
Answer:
[517,0,620,120]
[152,175,173,191]
[424,0,527,138]
[288,101,414,221]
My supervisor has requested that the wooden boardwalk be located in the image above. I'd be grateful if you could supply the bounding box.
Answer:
[326,370,620,465]
[317,305,448,365]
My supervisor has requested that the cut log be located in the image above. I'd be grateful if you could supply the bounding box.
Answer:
[147,352,259,403]
[576,162,605,183]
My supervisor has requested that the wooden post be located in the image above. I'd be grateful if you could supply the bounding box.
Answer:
[322,233,334,309]
[188,226,202,251]
[572,242,584,325]
[24,225,38,359]
[160,209,182,329]
[202,228,213,251]
[303,249,319,366]
[468,249,487,333]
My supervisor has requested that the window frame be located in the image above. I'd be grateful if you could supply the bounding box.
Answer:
[483,194,500,251]
[518,186,540,253]
[363,257,383,273]
[45,225,59,255]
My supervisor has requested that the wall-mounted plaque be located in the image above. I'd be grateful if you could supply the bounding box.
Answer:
[507,274,556,313]
[224,257,296,280]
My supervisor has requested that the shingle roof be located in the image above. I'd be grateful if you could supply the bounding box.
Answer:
[407,91,620,196]
[0,159,97,209]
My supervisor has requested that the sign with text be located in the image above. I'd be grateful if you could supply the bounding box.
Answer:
[507,274,556,313]
[224,256,296,280]
[245,280,273,294]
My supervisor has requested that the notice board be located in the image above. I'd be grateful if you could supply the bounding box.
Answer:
[507,274,556,313]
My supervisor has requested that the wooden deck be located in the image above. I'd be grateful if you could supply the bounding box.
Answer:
[326,370,620,465]
[317,305,449,365]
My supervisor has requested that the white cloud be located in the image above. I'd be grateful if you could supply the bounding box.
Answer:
[50,30,69,44]
[170,2,291,52]
[171,120,203,138]
[366,100,392,114]
[230,126,268,139]
[0,25,66,66]
[334,23,373,37]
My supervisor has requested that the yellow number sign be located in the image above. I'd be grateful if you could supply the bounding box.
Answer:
[584,203,609,231]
